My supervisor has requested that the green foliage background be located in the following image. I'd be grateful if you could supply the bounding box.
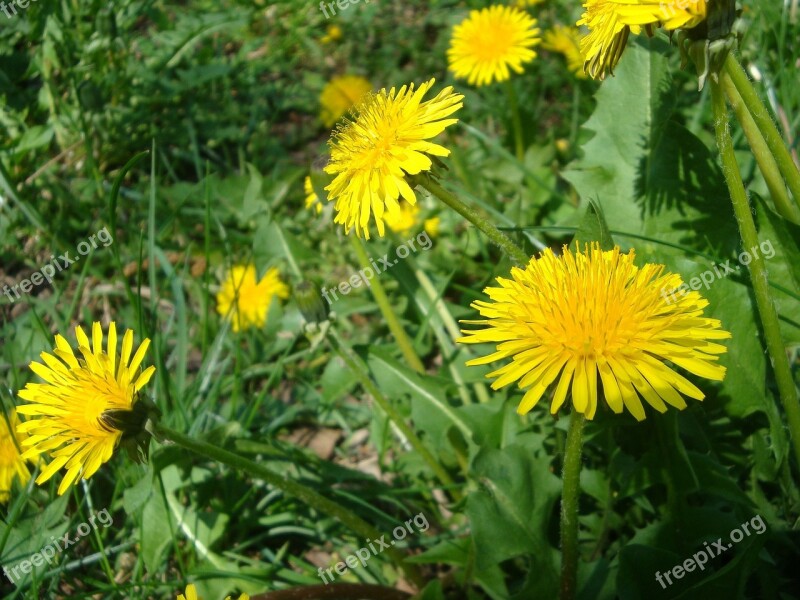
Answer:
[1,1,799,599]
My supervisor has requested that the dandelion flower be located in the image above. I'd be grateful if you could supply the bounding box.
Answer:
[459,243,730,420]
[384,202,440,237]
[385,201,421,235]
[17,322,156,495]
[320,24,343,44]
[177,583,249,600]
[0,410,36,502]
[448,6,541,86]
[217,265,290,332]
[304,176,323,214]
[320,75,372,128]
[542,25,587,78]
[324,79,463,239]
[578,0,707,79]
[423,216,441,238]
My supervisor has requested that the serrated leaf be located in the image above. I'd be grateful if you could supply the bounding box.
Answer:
[755,197,800,344]
[573,199,615,250]
[562,40,738,258]
[465,444,561,596]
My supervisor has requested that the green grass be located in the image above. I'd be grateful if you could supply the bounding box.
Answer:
[1,1,799,599]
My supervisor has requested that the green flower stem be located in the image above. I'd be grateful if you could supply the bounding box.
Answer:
[721,73,800,223]
[559,410,586,600]
[153,423,423,586]
[505,79,525,162]
[327,328,460,500]
[349,236,426,374]
[709,79,800,471]
[412,174,530,266]
[723,54,800,211]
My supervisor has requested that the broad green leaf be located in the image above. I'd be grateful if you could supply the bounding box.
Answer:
[755,197,800,344]
[365,346,473,449]
[562,40,738,259]
[573,199,615,251]
[465,444,561,595]
[252,219,311,279]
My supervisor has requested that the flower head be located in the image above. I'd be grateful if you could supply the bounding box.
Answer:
[216,265,290,332]
[448,6,541,86]
[424,217,441,238]
[459,244,730,420]
[578,0,707,79]
[0,410,36,502]
[17,322,156,495]
[304,176,323,214]
[384,201,441,238]
[385,201,420,235]
[177,583,249,600]
[542,25,587,78]
[321,24,343,44]
[320,75,372,128]
[324,79,463,239]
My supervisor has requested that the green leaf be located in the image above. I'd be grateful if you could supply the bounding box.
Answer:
[562,40,738,258]
[365,346,474,449]
[573,199,615,251]
[465,444,561,595]
[252,219,311,279]
[755,197,800,344]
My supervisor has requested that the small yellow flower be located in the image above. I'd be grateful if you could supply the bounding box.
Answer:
[424,216,441,238]
[385,202,420,235]
[17,322,156,495]
[0,410,36,502]
[216,265,290,332]
[542,25,587,78]
[320,24,343,44]
[578,0,707,79]
[324,79,463,239]
[304,176,323,214]
[459,243,730,420]
[177,583,249,600]
[320,75,372,128]
[448,5,541,86]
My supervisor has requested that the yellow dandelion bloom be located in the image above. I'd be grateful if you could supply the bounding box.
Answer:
[578,0,707,79]
[448,5,541,87]
[424,216,441,238]
[385,201,420,235]
[304,176,323,214]
[0,410,36,502]
[542,25,587,78]
[17,322,156,495]
[324,79,463,239]
[216,265,290,332]
[177,583,249,600]
[321,24,343,44]
[459,243,730,420]
[320,75,372,128]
